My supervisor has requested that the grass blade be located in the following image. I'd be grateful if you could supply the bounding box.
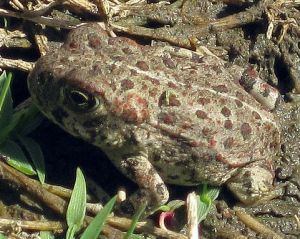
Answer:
[66,168,87,239]
[12,102,43,136]
[0,71,12,112]
[18,135,45,183]
[39,231,54,239]
[124,202,147,239]
[0,234,7,239]
[80,196,117,239]
[0,140,36,175]
[0,71,13,132]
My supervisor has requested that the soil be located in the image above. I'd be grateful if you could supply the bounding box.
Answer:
[0,0,300,238]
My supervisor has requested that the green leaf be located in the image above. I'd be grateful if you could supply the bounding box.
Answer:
[0,108,23,145]
[0,233,7,239]
[0,71,13,132]
[155,200,185,213]
[12,102,43,136]
[66,226,78,239]
[80,196,117,239]
[0,100,43,145]
[157,205,171,212]
[165,200,185,211]
[0,140,36,175]
[0,71,12,112]
[66,168,87,239]
[39,231,54,239]
[197,184,220,223]
[197,199,210,223]
[206,187,220,201]
[124,202,147,239]
[18,136,45,183]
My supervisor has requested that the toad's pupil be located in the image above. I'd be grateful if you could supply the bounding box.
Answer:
[70,90,89,106]
[68,90,96,110]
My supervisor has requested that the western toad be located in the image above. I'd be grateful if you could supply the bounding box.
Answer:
[27,23,281,208]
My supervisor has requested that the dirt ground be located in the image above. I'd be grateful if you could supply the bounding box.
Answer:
[0,0,300,238]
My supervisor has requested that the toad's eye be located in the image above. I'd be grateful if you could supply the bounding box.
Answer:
[65,89,99,112]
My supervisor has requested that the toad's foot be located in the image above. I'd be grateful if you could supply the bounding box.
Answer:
[114,150,169,214]
[240,67,282,111]
[227,162,284,205]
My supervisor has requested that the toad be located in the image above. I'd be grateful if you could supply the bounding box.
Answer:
[27,23,281,209]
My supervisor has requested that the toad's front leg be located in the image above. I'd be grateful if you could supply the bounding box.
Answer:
[111,149,169,213]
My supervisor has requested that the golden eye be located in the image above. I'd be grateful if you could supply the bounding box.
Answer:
[65,89,99,111]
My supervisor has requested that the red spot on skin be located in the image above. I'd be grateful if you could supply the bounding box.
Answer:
[142,84,148,90]
[185,83,192,89]
[158,92,180,107]
[145,76,160,85]
[211,65,223,74]
[188,140,201,147]
[121,79,134,91]
[110,55,125,62]
[235,92,245,102]
[197,98,211,105]
[241,123,252,140]
[224,120,233,129]
[235,99,243,108]
[149,88,157,98]
[110,81,117,91]
[108,37,139,47]
[262,83,270,90]
[122,47,133,54]
[107,37,117,45]
[130,69,138,76]
[168,95,181,106]
[109,64,118,73]
[122,107,138,122]
[92,64,102,73]
[245,67,258,79]
[136,61,149,71]
[204,81,211,87]
[136,96,147,105]
[221,107,231,117]
[181,121,192,129]
[213,85,228,93]
[163,57,176,69]
[159,113,175,125]
[112,93,149,124]
[252,111,261,120]
[264,123,273,131]
[191,53,203,63]
[219,98,227,105]
[216,153,223,161]
[262,85,271,97]
[208,138,217,147]
[88,36,101,48]
[69,42,78,49]
[123,37,141,48]
[195,110,208,119]
[202,127,215,136]
[168,82,177,89]
[223,137,234,149]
